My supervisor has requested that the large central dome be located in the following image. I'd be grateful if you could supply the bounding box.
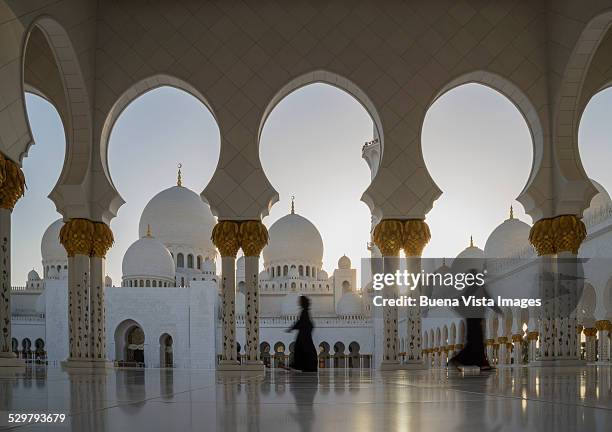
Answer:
[139,185,216,257]
[262,210,324,267]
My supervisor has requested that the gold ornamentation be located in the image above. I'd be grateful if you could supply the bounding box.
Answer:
[211,221,240,257]
[485,338,495,346]
[239,220,268,257]
[402,219,431,256]
[595,320,611,331]
[372,219,404,256]
[59,219,95,257]
[583,327,598,337]
[529,218,555,255]
[497,336,508,343]
[0,155,25,210]
[527,331,539,341]
[91,222,114,258]
[511,334,523,342]
[177,163,182,187]
[576,324,583,334]
[529,215,586,255]
[290,195,295,214]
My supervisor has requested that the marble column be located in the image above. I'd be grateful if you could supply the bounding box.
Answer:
[584,327,597,362]
[402,220,430,366]
[60,219,95,364]
[90,222,113,362]
[372,220,402,370]
[527,331,538,363]
[0,154,25,369]
[529,215,586,363]
[485,339,495,365]
[596,320,610,363]
[512,334,523,365]
[576,325,583,359]
[212,221,241,369]
[239,220,268,369]
[498,337,508,365]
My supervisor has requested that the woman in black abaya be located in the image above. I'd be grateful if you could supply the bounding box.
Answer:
[286,295,318,372]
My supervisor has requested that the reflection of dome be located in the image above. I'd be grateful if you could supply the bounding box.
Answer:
[138,186,216,256]
[122,235,175,281]
[28,269,40,281]
[584,179,611,219]
[337,292,362,315]
[41,219,66,263]
[338,255,351,269]
[484,207,531,258]
[281,293,300,316]
[262,210,324,266]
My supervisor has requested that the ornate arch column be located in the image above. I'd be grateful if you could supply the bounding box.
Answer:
[529,215,586,364]
[583,327,598,362]
[595,320,611,363]
[0,154,26,369]
[372,219,430,370]
[212,221,241,370]
[90,222,113,362]
[239,221,268,370]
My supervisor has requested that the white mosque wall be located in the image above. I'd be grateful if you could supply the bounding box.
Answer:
[44,279,69,363]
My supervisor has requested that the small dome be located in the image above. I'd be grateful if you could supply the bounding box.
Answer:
[236,291,246,315]
[28,269,40,281]
[484,208,531,258]
[453,237,485,272]
[105,276,113,287]
[281,293,300,316]
[337,292,362,315]
[41,219,66,264]
[262,211,324,266]
[122,235,175,281]
[317,270,328,281]
[139,185,216,257]
[584,179,612,219]
[259,270,269,281]
[338,255,351,270]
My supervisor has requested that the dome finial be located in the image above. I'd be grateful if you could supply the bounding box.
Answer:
[509,205,514,219]
[290,195,295,214]
[470,235,474,247]
[177,163,183,187]
[146,224,152,237]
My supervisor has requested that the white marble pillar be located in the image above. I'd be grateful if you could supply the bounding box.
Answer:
[498,337,508,365]
[584,328,597,362]
[67,254,91,360]
[527,332,538,363]
[404,256,422,364]
[512,335,523,365]
[596,320,610,363]
[220,255,238,365]
[537,255,556,361]
[89,256,106,360]
[556,251,580,360]
[381,255,399,368]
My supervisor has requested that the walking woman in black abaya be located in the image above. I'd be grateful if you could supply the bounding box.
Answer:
[286,295,318,372]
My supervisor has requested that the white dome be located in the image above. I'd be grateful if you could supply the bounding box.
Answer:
[281,293,300,316]
[317,270,328,281]
[262,212,323,266]
[337,292,362,315]
[122,235,175,281]
[139,186,216,256]
[484,210,531,258]
[453,238,485,272]
[41,219,66,264]
[584,179,611,219]
[259,270,269,281]
[338,255,351,269]
[28,269,40,281]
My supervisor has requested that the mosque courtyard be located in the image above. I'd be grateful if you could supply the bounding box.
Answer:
[2,365,611,431]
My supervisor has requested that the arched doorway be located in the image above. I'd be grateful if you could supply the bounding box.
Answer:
[159,334,173,368]
[318,342,330,369]
[348,342,360,368]
[260,342,271,368]
[114,319,146,367]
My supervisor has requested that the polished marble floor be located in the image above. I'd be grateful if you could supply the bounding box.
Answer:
[1,365,611,431]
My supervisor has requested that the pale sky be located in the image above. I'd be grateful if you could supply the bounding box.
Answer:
[12,85,612,285]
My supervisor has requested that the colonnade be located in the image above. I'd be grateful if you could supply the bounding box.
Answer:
[211,220,268,371]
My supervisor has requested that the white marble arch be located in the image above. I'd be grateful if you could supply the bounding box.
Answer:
[21,16,94,220]
[426,71,546,221]
[113,318,145,363]
[256,70,385,220]
[97,74,220,221]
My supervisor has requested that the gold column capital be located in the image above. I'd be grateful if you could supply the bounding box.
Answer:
[526,331,539,341]
[595,320,611,331]
[402,219,431,256]
[91,222,114,258]
[576,324,584,334]
[485,338,495,345]
[529,215,586,255]
[239,220,268,257]
[0,154,25,210]
[212,220,241,257]
[59,218,95,257]
[497,336,508,344]
[583,327,598,337]
[372,219,403,256]
[511,334,523,342]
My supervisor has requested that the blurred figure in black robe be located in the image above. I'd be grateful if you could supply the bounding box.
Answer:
[286,296,318,372]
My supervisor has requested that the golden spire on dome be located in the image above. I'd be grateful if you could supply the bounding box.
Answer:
[290,195,295,214]
[177,163,183,187]
[146,224,152,237]
[509,205,514,219]
[470,235,474,247]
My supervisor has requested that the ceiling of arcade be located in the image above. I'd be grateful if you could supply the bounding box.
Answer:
[2,0,612,222]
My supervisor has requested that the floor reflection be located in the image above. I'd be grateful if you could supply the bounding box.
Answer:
[0,365,611,431]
